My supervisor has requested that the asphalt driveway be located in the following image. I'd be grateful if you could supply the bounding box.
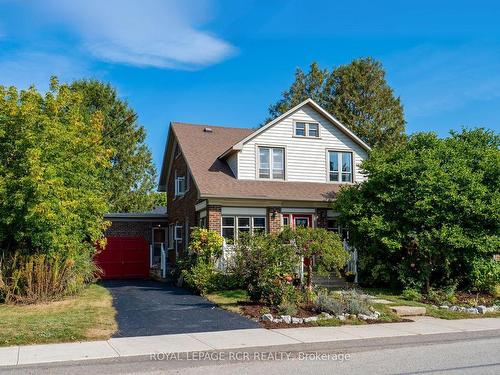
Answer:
[102,279,259,337]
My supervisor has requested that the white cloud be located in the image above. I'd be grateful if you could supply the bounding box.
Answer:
[42,0,235,69]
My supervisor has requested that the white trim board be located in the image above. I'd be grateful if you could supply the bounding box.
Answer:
[221,207,267,216]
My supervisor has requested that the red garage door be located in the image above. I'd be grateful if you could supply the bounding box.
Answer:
[95,237,150,279]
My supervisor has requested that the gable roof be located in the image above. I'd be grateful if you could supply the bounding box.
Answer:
[219,98,371,159]
[158,122,345,202]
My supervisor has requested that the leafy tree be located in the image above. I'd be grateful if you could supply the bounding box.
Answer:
[0,78,110,300]
[267,58,406,148]
[280,227,349,291]
[70,80,159,212]
[334,128,500,293]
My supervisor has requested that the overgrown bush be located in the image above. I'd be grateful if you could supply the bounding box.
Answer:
[0,79,110,303]
[334,129,500,293]
[0,251,97,304]
[232,233,299,305]
[175,228,236,295]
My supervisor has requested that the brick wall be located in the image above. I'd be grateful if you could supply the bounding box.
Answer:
[207,205,222,233]
[267,207,282,234]
[105,221,152,242]
[166,151,198,252]
[316,208,328,229]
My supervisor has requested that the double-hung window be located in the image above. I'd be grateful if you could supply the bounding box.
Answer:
[259,147,284,180]
[328,151,352,183]
[295,122,319,138]
[175,175,186,197]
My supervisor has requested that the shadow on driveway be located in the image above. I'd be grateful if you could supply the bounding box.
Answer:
[101,279,259,337]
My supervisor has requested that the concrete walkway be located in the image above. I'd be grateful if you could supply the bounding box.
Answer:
[1,317,499,366]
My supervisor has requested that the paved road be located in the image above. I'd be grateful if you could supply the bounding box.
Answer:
[102,280,258,337]
[6,330,499,374]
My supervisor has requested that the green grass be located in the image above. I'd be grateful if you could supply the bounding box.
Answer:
[0,284,117,347]
[205,289,249,314]
[362,288,500,320]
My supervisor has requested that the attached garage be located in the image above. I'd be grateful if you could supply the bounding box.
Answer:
[95,237,150,279]
[95,207,168,279]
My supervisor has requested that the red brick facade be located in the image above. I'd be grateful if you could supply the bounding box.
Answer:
[105,221,153,242]
[267,207,282,234]
[166,151,199,253]
[207,205,222,232]
[316,208,329,229]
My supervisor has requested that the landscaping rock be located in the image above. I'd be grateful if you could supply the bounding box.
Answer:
[439,305,449,309]
[477,305,487,314]
[336,314,346,321]
[318,313,333,320]
[391,306,426,316]
[370,299,393,305]
[291,317,303,324]
[273,318,283,323]
[261,313,273,321]
[303,316,318,323]
[280,315,292,324]
[467,307,479,314]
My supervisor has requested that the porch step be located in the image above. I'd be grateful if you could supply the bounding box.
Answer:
[149,267,173,283]
[312,275,348,288]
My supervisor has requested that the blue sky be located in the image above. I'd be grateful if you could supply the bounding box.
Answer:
[1,0,499,172]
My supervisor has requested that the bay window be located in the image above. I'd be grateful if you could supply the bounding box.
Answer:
[329,151,352,183]
[259,147,284,180]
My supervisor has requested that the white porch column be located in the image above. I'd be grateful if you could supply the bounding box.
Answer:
[160,243,166,279]
[149,244,153,268]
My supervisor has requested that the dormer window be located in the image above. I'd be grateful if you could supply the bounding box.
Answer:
[175,175,186,196]
[295,122,320,138]
[258,147,284,180]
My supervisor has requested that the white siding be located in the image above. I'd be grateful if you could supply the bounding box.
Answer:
[227,153,238,177]
[238,104,368,183]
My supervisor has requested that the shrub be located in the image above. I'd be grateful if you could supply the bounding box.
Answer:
[277,301,298,316]
[314,289,343,315]
[0,251,97,304]
[402,288,422,302]
[343,290,371,315]
[470,258,500,294]
[232,233,299,305]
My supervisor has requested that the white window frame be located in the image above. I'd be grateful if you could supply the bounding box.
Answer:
[257,146,285,180]
[175,175,186,197]
[221,215,267,242]
[294,121,320,138]
[327,150,353,183]
[174,225,183,241]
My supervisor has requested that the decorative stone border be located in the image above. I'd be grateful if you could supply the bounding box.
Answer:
[261,310,381,324]
[438,304,500,314]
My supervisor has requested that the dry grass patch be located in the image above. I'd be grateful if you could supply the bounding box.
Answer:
[0,284,117,346]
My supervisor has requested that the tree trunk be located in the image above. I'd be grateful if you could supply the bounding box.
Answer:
[306,258,313,291]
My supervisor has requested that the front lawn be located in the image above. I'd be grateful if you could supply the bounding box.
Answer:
[364,288,500,320]
[0,284,117,347]
[205,289,405,328]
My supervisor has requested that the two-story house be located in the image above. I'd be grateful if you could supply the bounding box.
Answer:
[158,98,371,263]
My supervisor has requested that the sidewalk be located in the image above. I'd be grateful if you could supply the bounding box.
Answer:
[1,316,499,366]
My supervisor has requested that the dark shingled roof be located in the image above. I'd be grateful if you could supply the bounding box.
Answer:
[171,122,343,202]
